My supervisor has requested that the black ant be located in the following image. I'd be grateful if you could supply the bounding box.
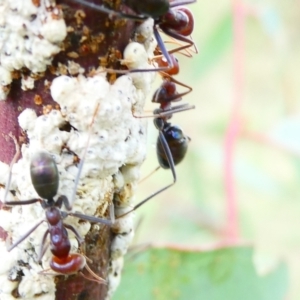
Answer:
[69,0,197,73]
[117,107,191,218]
[2,148,113,283]
[117,81,193,218]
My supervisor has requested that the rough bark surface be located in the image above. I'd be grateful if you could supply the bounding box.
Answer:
[0,1,139,299]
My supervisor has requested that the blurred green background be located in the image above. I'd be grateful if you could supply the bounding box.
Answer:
[126,1,300,299]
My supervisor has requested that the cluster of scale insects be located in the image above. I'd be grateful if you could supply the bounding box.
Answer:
[1,0,197,294]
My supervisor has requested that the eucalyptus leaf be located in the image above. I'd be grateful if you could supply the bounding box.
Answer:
[114,246,288,300]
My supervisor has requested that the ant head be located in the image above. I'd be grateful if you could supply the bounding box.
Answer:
[30,151,59,200]
[160,6,194,36]
[152,80,177,105]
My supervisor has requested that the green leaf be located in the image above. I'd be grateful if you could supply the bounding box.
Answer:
[113,246,288,300]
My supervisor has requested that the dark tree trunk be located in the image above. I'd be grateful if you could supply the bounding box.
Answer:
[0,1,145,299]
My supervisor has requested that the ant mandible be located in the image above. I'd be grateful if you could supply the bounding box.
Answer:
[70,0,197,73]
[3,150,113,283]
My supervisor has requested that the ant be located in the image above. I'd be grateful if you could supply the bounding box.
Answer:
[117,103,192,218]
[2,146,113,283]
[118,82,194,218]
[70,0,197,73]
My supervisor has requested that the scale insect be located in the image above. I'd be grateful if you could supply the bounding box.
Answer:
[70,0,197,73]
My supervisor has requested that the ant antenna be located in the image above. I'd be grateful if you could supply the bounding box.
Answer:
[4,133,20,202]
[70,103,100,207]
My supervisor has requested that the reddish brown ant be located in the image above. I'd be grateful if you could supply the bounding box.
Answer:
[2,106,113,283]
[3,150,113,283]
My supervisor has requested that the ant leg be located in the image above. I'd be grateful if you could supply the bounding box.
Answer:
[64,223,85,245]
[57,195,71,210]
[66,211,113,226]
[83,262,107,284]
[154,103,195,118]
[134,103,194,119]
[4,198,41,206]
[168,75,193,89]
[155,39,195,58]
[38,269,57,276]
[170,0,197,8]
[70,103,100,208]
[153,27,175,72]
[162,29,195,50]
[7,219,45,252]
[4,133,20,202]
[38,230,49,261]
[64,201,115,224]
[188,34,199,54]
[127,243,152,260]
[139,166,161,184]
[117,130,176,218]
[162,39,194,57]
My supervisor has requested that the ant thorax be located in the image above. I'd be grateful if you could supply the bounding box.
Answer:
[0,8,158,300]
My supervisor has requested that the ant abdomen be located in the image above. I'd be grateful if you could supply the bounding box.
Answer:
[177,7,194,36]
[30,151,58,200]
[50,253,86,275]
[125,0,169,17]
[157,124,190,169]
[160,8,189,31]
[160,7,194,36]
